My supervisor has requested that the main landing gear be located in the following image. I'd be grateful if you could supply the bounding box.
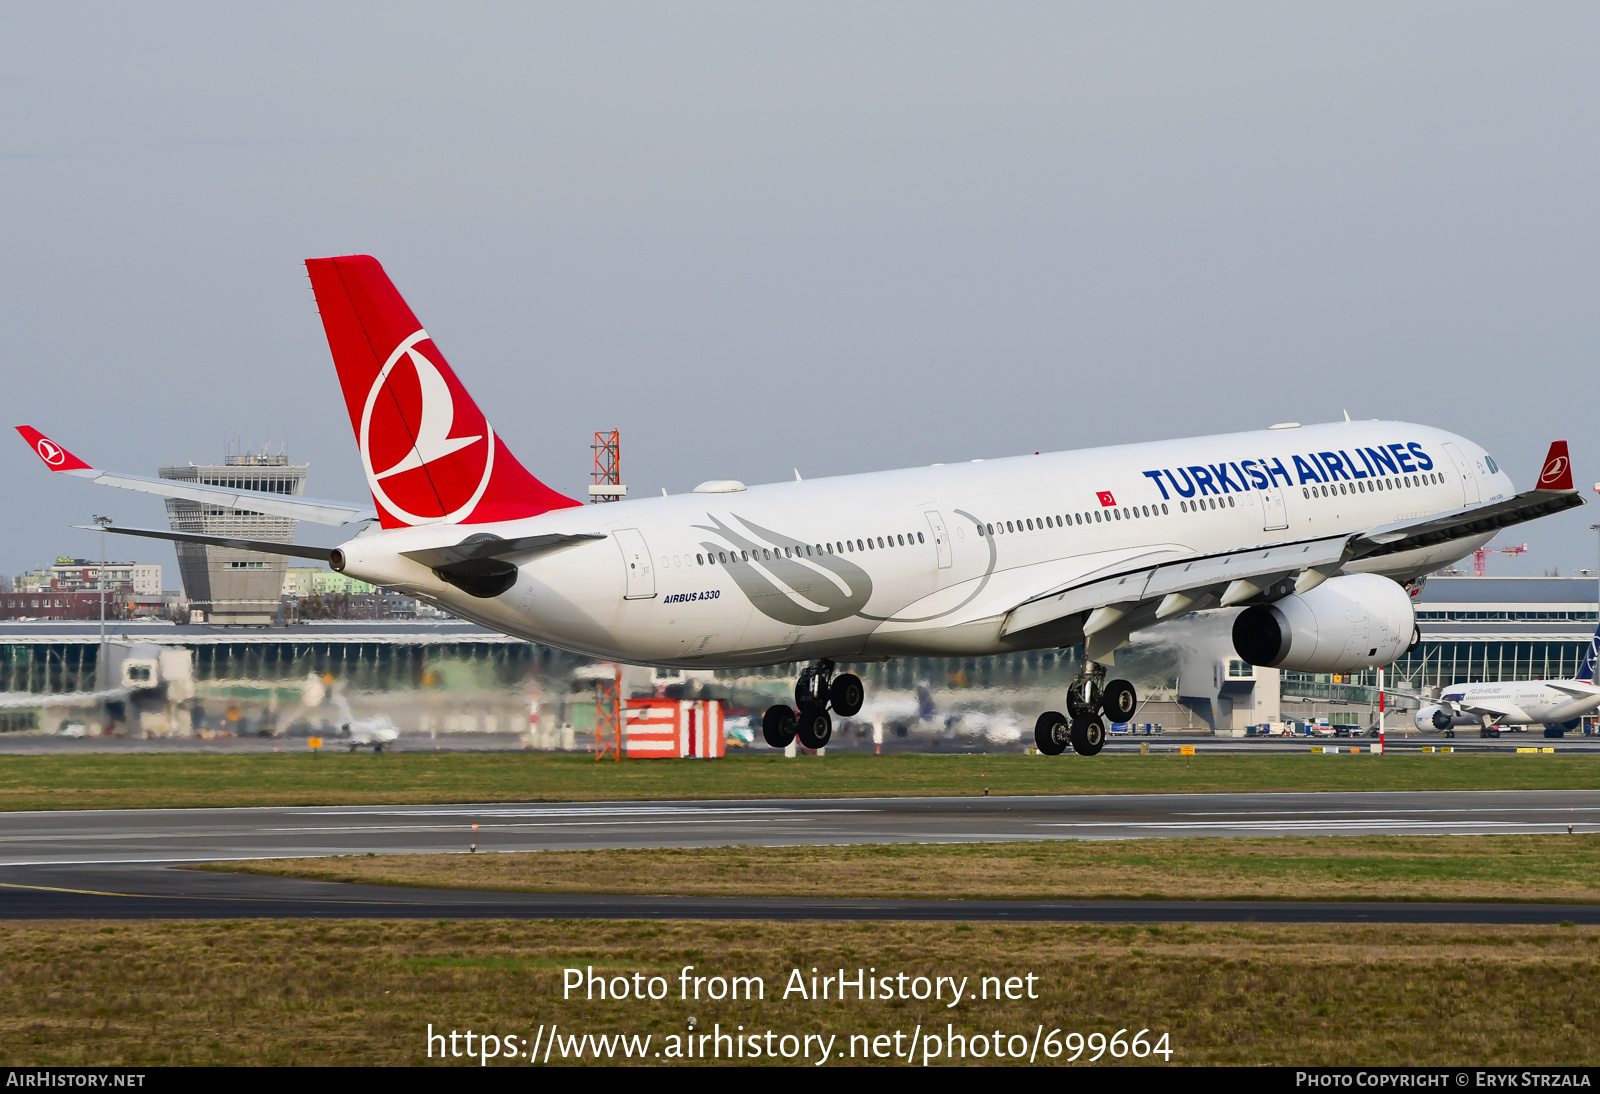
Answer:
[763,659,864,752]
[1034,662,1136,757]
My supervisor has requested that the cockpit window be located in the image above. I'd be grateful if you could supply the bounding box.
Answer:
[1485,455,1499,474]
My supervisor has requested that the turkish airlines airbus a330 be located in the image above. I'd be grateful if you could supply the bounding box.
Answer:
[18,256,1585,755]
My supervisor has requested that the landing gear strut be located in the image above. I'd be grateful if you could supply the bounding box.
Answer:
[764,659,864,751]
[1042,660,1136,757]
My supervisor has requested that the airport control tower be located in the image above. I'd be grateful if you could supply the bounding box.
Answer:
[158,445,309,625]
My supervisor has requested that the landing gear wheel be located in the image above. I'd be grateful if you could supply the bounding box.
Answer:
[763,704,797,749]
[1407,624,1421,654]
[1034,711,1070,756]
[1102,679,1137,723]
[1070,715,1105,756]
[829,673,864,717]
[1444,729,1454,738]
[796,704,832,750]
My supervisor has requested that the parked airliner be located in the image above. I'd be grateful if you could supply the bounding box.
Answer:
[18,255,1584,756]
[1416,622,1600,739]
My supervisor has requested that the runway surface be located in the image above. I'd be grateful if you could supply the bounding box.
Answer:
[2,789,1594,921]
[2,862,1597,923]
[0,789,1594,867]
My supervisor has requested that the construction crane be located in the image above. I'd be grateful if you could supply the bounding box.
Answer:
[1473,542,1527,577]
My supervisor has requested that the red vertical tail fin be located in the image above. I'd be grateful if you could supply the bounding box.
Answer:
[305,255,580,528]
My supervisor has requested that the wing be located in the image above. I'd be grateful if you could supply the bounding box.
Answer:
[1543,681,1600,701]
[17,426,377,527]
[1450,696,1518,719]
[998,439,1582,661]
[0,688,128,711]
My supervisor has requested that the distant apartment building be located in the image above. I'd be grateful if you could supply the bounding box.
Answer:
[282,567,377,598]
[280,566,437,621]
[2,558,165,620]
[0,590,130,620]
[13,559,162,596]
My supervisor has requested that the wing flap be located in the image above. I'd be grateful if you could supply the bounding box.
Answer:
[1351,489,1583,562]
[1000,535,1352,638]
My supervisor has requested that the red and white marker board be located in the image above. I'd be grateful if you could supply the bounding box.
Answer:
[624,699,724,759]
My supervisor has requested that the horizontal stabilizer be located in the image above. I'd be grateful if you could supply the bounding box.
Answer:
[18,425,376,527]
[401,532,606,571]
[75,524,335,562]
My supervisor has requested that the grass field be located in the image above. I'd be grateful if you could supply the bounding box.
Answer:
[0,919,1594,1065]
[1,751,1597,811]
[213,834,1600,903]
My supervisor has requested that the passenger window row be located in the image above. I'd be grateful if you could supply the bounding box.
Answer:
[696,531,927,567]
[1180,496,1236,512]
[1301,471,1441,500]
[976,503,1171,538]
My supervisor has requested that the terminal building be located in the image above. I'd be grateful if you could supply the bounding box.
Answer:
[1391,576,1598,688]
[159,448,308,625]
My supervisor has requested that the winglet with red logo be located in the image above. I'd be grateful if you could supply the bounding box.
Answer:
[1535,440,1574,492]
[304,255,581,529]
[15,426,95,473]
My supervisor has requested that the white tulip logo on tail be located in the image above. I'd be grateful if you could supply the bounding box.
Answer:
[1540,455,1569,487]
[358,329,495,525]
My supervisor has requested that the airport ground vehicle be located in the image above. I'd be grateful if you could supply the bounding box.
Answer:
[18,256,1584,757]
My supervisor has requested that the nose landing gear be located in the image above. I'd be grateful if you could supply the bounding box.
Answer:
[1040,661,1135,757]
[763,659,863,751]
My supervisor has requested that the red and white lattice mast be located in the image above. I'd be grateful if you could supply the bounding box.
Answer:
[589,429,626,503]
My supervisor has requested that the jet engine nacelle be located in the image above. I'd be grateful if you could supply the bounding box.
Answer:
[1232,573,1415,673]
[1416,704,1473,731]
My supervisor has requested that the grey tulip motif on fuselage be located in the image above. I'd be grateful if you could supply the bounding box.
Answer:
[695,514,873,625]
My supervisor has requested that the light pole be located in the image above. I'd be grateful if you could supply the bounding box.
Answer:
[93,514,111,688]
[1591,515,1600,628]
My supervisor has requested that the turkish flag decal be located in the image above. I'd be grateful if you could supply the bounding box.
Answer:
[1096,491,1117,507]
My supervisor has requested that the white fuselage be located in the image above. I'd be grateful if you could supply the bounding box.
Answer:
[336,420,1511,669]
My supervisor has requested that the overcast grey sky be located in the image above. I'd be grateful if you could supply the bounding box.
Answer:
[3,3,1598,580]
